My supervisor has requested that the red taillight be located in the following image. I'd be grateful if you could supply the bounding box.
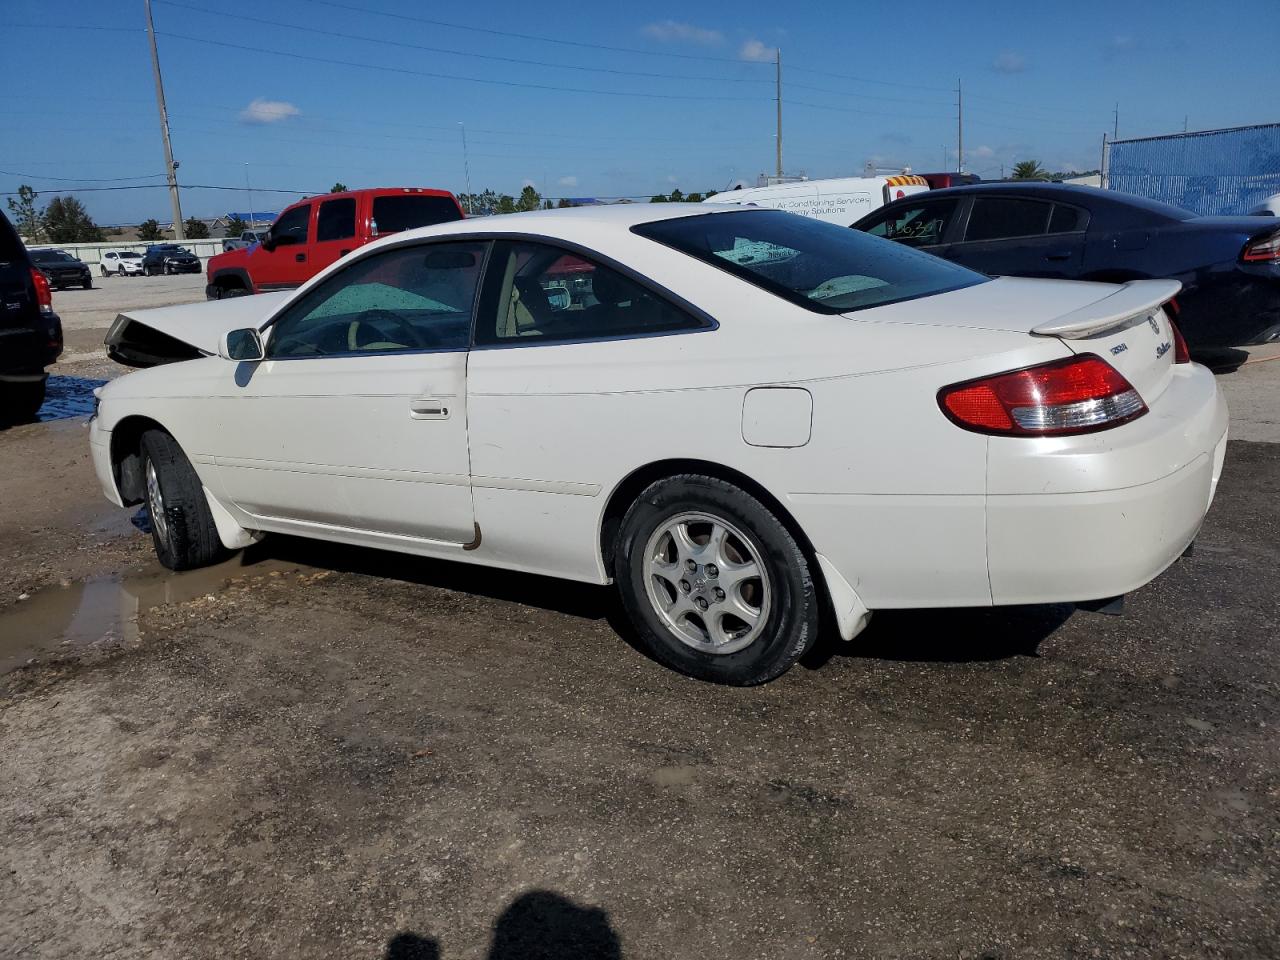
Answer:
[1242,231,1280,263]
[939,354,1147,436]
[1170,318,1190,363]
[30,268,52,315]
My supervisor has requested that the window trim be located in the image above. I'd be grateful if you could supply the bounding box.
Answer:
[632,210,986,316]
[256,231,718,357]
[261,238,493,361]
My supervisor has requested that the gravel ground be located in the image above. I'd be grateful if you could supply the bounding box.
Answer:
[0,291,1277,958]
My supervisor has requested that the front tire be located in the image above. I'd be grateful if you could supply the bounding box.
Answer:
[140,430,225,570]
[614,474,820,685]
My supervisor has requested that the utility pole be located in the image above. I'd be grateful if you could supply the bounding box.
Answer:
[243,164,255,230]
[775,49,783,180]
[145,0,184,240]
[458,122,472,214]
[1113,102,1119,141]
[956,78,964,172]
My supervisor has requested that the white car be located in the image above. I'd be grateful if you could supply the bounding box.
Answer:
[705,174,930,227]
[100,249,145,276]
[91,205,1228,685]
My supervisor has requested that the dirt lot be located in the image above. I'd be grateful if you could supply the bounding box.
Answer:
[1,290,1278,959]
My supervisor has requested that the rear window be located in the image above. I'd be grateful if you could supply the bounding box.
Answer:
[32,250,74,263]
[371,195,463,235]
[634,209,986,314]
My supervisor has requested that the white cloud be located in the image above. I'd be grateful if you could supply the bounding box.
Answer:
[739,39,776,62]
[642,20,724,45]
[992,51,1027,74]
[1104,35,1137,59]
[971,145,996,159]
[665,175,680,184]
[557,175,579,188]
[239,98,300,124]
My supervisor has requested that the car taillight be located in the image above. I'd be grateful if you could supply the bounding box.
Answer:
[1242,231,1280,262]
[938,354,1147,436]
[1170,318,1190,363]
[30,268,52,315]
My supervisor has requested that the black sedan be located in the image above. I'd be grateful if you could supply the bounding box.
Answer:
[852,182,1280,348]
[29,249,92,290]
[142,244,201,276]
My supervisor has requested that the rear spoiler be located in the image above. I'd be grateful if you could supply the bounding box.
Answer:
[1031,279,1181,339]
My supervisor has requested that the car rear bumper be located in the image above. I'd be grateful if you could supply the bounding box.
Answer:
[986,362,1228,604]
[0,312,63,373]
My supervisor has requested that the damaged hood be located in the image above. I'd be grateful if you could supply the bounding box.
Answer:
[105,291,291,368]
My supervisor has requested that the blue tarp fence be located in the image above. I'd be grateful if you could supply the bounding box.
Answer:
[1105,123,1280,216]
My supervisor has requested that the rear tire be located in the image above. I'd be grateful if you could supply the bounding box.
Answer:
[140,430,225,570]
[1,379,46,425]
[614,474,820,685]
[82,278,92,290]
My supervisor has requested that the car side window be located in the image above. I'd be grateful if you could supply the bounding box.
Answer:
[474,241,706,346]
[1048,203,1089,234]
[270,204,312,246]
[265,241,488,359]
[316,197,357,243]
[964,198,1052,242]
[863,200,957,248]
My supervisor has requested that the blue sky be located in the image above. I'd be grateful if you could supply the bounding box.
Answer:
[3,0,1278,225]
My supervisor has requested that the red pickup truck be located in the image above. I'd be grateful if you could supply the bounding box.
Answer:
[205,187,465,299]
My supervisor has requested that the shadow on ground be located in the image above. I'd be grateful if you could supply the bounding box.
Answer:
[385,890,621,960]
[256,534,1073,672]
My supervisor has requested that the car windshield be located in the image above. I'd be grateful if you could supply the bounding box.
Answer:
[33,250,74,263]
[634,209,987,314]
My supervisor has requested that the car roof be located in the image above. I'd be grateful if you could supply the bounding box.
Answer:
[906,181,1195,220]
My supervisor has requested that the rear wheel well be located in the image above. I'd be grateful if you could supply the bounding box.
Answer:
[599,459,819,576]
[110,415,169,505]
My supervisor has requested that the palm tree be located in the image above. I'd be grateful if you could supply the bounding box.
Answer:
[1012,160,1049,180]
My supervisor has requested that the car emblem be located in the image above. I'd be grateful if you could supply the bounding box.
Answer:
[1155,341,1171,359]
[1148,314,1161,335]
[1110,343,1128,356]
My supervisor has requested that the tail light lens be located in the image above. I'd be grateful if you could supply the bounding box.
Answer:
[1242,231,1280,263]
[1171,319,1190,363]
[30,268,52,315]
[939,354,1147,436]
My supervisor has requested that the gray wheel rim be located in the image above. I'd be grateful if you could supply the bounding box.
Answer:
[145,459,168,544]
[642,511,772,655]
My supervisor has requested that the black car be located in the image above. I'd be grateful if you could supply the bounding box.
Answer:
[852,182,1280,348]
[30,248,92,290]
[142,244,201,276]
[0,213,64,423]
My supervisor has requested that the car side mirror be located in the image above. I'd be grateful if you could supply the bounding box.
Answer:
[219,328,265,362]
[260,234,277,252]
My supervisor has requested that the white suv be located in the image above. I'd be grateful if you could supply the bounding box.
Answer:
[101,250,145,276]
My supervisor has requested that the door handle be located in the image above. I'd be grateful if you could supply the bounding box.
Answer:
[295,253,307,263]
[1044,251,1073,261]
[409,398,450,420]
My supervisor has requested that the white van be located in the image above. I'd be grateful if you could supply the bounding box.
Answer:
[704,175,930,227]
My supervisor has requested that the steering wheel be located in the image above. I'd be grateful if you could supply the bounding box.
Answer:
[347,309,426,351]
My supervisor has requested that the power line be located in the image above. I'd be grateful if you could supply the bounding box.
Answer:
[153,0,770,85]
[292,0,763,65]
[785,64,952,93]
[157,31,764,103]
[788,100,952,122]
[0,169,167,183]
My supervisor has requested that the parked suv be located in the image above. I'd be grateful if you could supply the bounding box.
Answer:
[101,249,145,276]
[0,213,63,423]
[142,244,201,276]
[205,188,465,298]
[30,248,92,289]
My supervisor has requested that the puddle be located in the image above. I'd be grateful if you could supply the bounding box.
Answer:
[0,555,308,676]
[38,375,108,422]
